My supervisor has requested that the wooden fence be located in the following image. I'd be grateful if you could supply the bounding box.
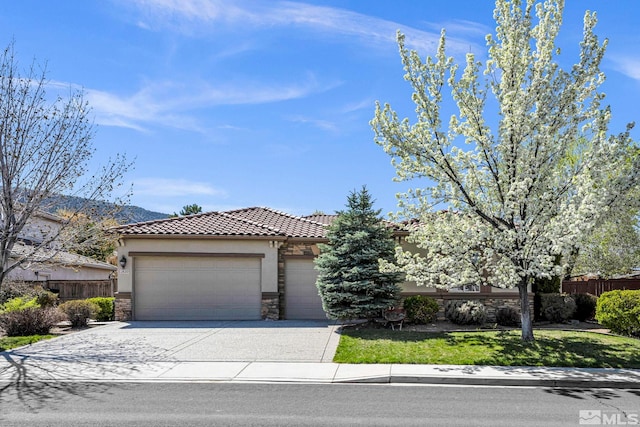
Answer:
[46,280,116,302]
[562,279,640,296]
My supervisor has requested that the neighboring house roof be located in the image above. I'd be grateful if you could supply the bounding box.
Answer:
[303,214,337,225]
[303,214,408,234]
[610,271,640,280]
[567,271,640,281]
[114,207,329,239]
[11,242,117,271]
[33,210,65,223]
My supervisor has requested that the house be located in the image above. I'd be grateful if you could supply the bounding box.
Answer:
[113,206,526,322]
[6,211,117,297]
[113,207,325,321]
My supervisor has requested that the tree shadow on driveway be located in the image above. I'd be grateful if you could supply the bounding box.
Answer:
[0,331,175,412]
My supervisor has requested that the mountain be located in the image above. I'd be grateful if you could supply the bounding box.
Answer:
[43,194,168,224]
[115,205,169,224]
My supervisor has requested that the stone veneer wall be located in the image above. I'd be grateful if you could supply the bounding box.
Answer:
[261,293,279,320]
[114,292,132,321]
[277,241,319,319]
[400,292,534,323]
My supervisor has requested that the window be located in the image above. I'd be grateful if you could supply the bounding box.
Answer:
[450,283,480,292]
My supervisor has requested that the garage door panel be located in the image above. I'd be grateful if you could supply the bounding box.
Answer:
[134,256,261,320]
[285,259,326,320]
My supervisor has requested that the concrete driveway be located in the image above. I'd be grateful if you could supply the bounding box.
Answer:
[0,320,342,382]
[13,320,341,362]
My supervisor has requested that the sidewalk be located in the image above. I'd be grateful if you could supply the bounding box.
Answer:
[151,362,640,389]
[3,357,640,388]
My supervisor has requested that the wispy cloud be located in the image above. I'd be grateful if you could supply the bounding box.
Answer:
[609,55,640,81]
[195,76,339,105]
[120,0,482,55]
[51,74,334,132]
[133,177,227,197]
[423,19,491,39]
[286,115,338,132]
[58,1,489,133]
[47,79,199,132]
[340,98,375,114]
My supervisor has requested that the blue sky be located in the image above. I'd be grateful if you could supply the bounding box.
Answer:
[1,1,639,218]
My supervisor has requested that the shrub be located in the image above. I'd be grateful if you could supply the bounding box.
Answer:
[445,300,487,325]
[58,300,99,327]
[533,275,561,321]
[534,276,561,294]
[540,293,576,323]
[0,297,40,314]
[0,307,64,336]
[595,290,640,337]
[0,281,39,304]
[403,295,439,324]
[36,290,59,308]
[573,293,598,321]
[495,306,520,326]
[88,297,115,321]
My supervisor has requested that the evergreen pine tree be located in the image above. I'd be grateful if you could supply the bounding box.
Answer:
[315,186,403,320]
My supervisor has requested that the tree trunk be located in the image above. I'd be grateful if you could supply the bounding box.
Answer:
[518,279,535,342]
[0,246,10,291]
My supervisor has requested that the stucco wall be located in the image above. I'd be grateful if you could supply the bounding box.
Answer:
[7,263,114,282]
[117,238,279,293]
[20,215,63,248]
[396,239,531,293]
[400,281,438,293]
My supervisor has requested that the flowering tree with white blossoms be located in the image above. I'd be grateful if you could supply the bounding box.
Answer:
[371,0,640,341]
[570,201,640,279]
[566,146,640,279]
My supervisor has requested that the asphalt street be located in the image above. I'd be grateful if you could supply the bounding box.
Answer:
[2,382,640,426]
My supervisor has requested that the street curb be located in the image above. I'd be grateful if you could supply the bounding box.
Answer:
[36,377,639,388]
[382,376,640,389]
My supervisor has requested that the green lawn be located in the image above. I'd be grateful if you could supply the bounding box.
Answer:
[334,329,640,368]
[0,335,55,351]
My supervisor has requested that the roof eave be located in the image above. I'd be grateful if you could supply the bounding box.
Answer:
[287,237,328,243]
[118,234,288,241]
[74,263,118,271]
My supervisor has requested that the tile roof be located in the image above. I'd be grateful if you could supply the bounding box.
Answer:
[114,207,329,239]
[304,214,408,233]
[11,243,117,271]
[302,214,337,225]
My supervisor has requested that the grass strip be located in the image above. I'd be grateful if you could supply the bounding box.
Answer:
[334,329,640,368]
[0,335,55,351]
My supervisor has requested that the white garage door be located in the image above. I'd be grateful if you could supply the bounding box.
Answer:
[134,256,261,320]
[285,259,326,320]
